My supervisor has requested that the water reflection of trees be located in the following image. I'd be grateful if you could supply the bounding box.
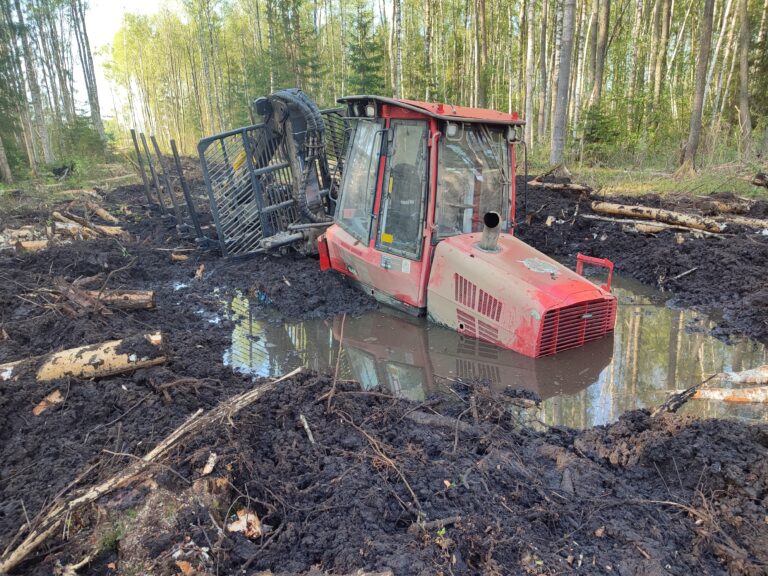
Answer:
[542,291,768,428]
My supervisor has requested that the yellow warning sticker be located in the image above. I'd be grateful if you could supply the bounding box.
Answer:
[232,150,247,170]
[381,232,394,244]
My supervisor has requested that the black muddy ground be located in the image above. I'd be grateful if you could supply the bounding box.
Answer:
[0,173,766,575]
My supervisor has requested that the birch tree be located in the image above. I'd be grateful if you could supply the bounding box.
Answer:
[678,0,716,174]
[550,0,576,175]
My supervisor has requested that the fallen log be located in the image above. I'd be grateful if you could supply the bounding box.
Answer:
[714,214,768,230]
[53,277,112,315]
[717,364,768,385]
[0,366,303,574]
[85,201,119,224]
[580,214,721,237]
[700,198,754,215]
[529,179,592,192]
[693,386,768,403]
[14,240,49,252]
[1,226,36,241]
[62,211,127,238]
[53,221,97,239]
[85,289,156,310]
[590,201,725,233]
[0,332,165,383]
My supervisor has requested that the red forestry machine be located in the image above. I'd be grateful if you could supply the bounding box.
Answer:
[198,89,617,358]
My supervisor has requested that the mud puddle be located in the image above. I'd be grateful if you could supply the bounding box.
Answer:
[220,277,767,429]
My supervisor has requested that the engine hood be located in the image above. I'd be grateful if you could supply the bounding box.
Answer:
[426,232,616,357]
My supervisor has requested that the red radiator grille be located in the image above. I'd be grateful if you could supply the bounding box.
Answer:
[478,289,503,321]
[536,298,616,357]
[454,273,477,308]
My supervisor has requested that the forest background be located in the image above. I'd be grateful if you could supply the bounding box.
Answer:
[1,0,767,191]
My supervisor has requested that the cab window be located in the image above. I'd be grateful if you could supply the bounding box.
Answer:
[436,124,509,238]
[336,119,384,241]
[376,120,428,258]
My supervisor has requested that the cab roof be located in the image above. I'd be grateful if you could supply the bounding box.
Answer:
[338,95,525,126]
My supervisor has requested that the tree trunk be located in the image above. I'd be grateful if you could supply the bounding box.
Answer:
[15,0,54,165]
[0,134,13,183]
[537,0,549,140]
[524,0,535,145]
[678,0,715,174]
[71,0,105,140]
[423,0,432,100]
[549,0,576,175]
[588,0,609,106]
[652,0,670,107]
[738,0,752,159]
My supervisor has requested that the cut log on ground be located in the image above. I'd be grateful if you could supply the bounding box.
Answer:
[580,214,721,237]
[0,332,165,383]
[85,201,119,224]
[590,201,725,233]
[85,289,156,310]
[53,277,112,315]
[53,221,98,239]
[14,240,50,252]
[699,198,754,215]
[0,367,302,574]
[714,214,768,230]
[529,179,592,192]
[717,364,768,385]
[693,386,768,403]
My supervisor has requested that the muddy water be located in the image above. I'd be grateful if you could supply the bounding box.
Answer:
[221,278,767,428]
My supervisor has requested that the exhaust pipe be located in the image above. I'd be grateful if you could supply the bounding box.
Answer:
[478,211,501,252]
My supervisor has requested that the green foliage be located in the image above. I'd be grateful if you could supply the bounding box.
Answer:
[346,0,386,95]
[580,105,622,165]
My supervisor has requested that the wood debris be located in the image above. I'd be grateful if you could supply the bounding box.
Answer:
[226,508,262,539]
[693,386,768,403]
[0,367,302,573]
[0,332,166,383]
[591,201,725,233]
[32,389,64,416]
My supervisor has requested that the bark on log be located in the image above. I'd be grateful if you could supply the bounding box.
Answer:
[529,179,592,192]
[581,214,721,236]
[590,201,725,233]
[53,221,97,239]
[54,277,111,315]
[693,386,768,403]
[701,198,754,215]
[1,227,35,241]
[0,332,165,383]
[718,364,768,384]
[85,290,156,310]
[85,201,119,224]
[715,214,768,229]
[14,240,49,252]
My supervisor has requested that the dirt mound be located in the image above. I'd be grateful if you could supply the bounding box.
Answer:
[13,373,766,575]
[514,179,768,342]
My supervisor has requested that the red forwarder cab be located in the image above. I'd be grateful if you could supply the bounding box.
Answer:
[318,96,616,358]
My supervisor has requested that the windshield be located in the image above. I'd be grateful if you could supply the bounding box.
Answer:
[436,124,509,238]
[336,119,384,241]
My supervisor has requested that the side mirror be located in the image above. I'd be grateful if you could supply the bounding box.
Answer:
[506,126,518,143]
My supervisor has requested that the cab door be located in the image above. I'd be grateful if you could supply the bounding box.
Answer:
[365,119,430,308]
[327,118,432,310]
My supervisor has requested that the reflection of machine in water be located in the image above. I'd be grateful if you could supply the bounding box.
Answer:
[224,292,613,401]
[333,310,614,401]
